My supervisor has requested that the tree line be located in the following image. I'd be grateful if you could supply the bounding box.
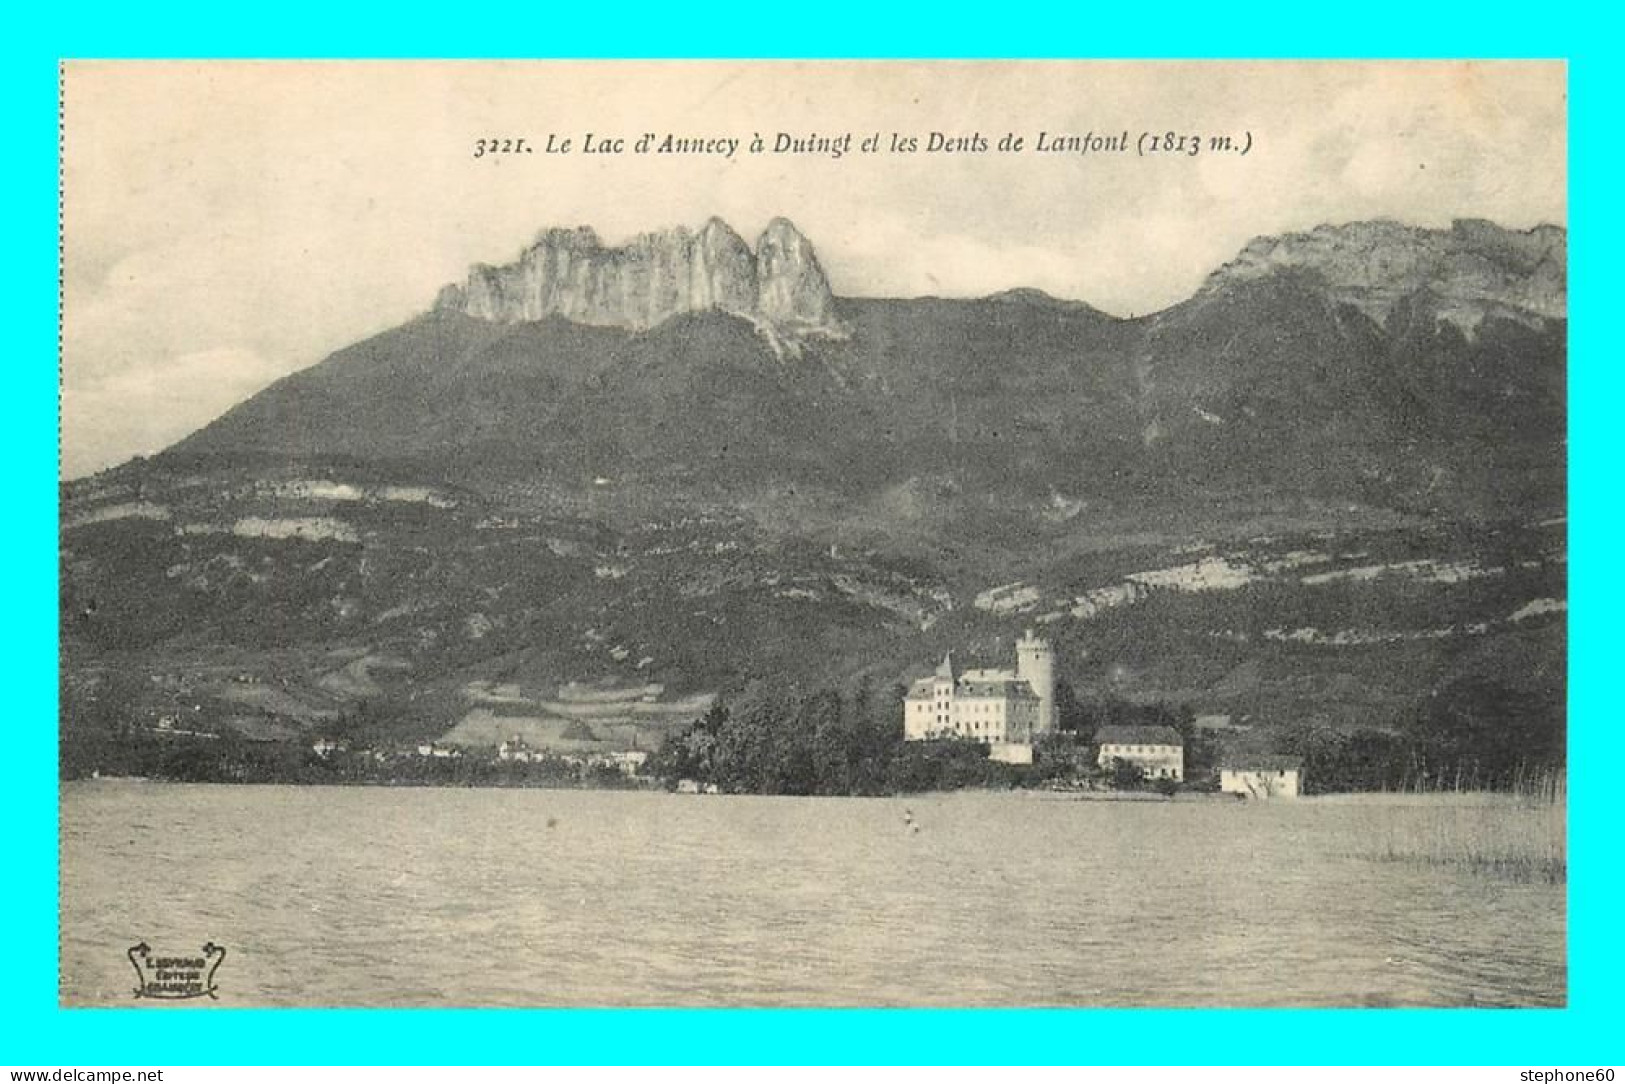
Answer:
[643,678,1223,796]
[1273,673,1564,794]
[644,679,1039,795]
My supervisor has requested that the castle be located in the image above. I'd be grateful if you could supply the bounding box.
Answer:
[902,630,1056,764]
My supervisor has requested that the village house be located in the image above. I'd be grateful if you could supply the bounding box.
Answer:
[902,631,1056,765]
[416,743,460,759]
[1095,725,1185,781]
[497,736,537,763]
[604,750,649,776]
[1219,755,1304,798]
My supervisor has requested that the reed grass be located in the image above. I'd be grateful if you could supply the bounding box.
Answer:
[1361,769,1566,885]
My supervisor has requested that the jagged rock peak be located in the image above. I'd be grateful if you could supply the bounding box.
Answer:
[755,217,838,329]
[437,217,844,337]
[1204,218,1566,330]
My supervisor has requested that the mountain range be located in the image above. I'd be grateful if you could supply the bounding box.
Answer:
[59,216,1567,771]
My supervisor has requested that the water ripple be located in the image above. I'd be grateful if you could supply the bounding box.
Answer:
[60,784,1565,1007]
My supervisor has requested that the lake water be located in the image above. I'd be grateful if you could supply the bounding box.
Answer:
[59,783,1565,1007]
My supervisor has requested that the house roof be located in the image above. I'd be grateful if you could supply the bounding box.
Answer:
[1219,754,1304,771]
[1095,725,1184,747]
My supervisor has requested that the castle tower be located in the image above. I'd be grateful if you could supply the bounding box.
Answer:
[1015,630,1055,736]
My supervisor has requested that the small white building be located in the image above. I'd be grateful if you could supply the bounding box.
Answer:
[605,750,649,776]
[1220,755,1304,798]
[1095,725,1185,781]
[902,632,1056,760]
[498,736,536,763]
[417,743,459,759]
[1195,713,1250,733]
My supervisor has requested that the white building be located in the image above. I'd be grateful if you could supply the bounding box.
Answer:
[903,631,1055,763]
[604,750,649,776]
[1219,755,1304,798]
[498,736,538,763]
[1095,725,1184,781]
[417,743,460,759]
[1195,713,1250,733]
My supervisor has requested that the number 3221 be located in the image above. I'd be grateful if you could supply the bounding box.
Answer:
[473,138,530,158]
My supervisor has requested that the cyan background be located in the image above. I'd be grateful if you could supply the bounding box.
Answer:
[6,5,1612,1065]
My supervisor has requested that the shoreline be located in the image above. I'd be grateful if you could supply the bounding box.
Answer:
[60,776,1558,805]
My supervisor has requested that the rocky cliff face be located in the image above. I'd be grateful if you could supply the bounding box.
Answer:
[436,217,845,339]
[754,217,839,330]
[1203,219,1566,334]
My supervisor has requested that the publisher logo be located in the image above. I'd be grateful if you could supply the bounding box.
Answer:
[126,941,226,1000]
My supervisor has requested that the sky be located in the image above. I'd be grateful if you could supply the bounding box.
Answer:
[60,60,1567,479]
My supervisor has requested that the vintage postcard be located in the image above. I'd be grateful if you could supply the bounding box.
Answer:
[58,60,1566,1008]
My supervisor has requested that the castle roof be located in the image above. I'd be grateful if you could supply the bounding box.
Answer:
[907,674,1038,700]
[935,652,955,680]
[956,678,1039,700]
